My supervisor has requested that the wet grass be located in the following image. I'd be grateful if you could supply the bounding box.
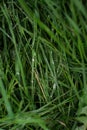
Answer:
[0,0,87,129]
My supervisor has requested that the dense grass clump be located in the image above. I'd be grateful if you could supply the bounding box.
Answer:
[0,0,87,129]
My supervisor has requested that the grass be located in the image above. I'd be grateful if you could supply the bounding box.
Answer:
[0,0,87,129]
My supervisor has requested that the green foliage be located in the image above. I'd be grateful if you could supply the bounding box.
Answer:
[0,0,87,129]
